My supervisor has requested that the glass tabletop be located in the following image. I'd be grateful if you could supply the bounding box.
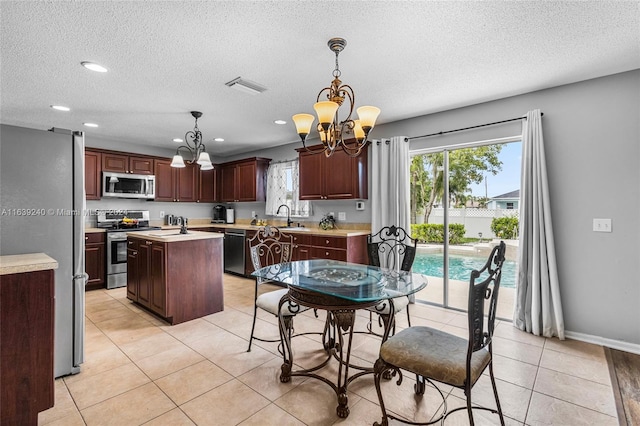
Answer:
[251,259,427,303]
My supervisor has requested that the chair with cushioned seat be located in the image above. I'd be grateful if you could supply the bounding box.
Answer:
[246,226,311,352]
[372,241,507,426]
[366,225,417,336]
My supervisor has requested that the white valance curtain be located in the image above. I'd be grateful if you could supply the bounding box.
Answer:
[371,136,411,236]
[265,159,310,217]
[514,109,565,339]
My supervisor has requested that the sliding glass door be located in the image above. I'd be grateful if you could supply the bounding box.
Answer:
[410,137,521,319]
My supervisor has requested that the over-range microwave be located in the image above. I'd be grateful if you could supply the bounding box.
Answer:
[102,172,155,199]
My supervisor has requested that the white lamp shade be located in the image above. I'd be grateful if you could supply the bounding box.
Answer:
[200,162,214,171]
[353,120,365,140]
[292,113,315,135]
[170,155,186,168]
[196,152,211,166]
[356,106,381,129]
[314,101,339,126]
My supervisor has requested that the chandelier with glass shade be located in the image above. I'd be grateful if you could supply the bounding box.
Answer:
[292,38,380,157]
[170,111,214,170]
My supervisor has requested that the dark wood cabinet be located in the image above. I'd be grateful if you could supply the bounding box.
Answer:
[129,238,165,316]
[297,145,368,200]
[154,159,198,202]
[1,267,54,425]
[127,235,224,324]
[103,152,154,174]
[245,230,368,274]
[307,234,368,263]
[85,150,102,200]
[219,157,271,202]
[126,239,139,301]
[198,167,218,202]
[85,232,105,290]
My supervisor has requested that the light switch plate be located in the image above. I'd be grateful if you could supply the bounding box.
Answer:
[593,218,612,232]
[338,212,346,221]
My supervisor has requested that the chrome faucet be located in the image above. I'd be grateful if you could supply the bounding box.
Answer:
[179,216,188,234]
[276,204,293,227]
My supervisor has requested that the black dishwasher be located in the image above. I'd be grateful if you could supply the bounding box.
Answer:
[224,229,246,275]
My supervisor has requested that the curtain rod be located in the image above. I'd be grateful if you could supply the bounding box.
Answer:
[269,157,297,165]
[407,112,544,141]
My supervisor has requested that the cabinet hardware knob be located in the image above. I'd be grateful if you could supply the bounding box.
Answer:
[85,236,88,240]
[325,251,329,256]
[326,239,329,244]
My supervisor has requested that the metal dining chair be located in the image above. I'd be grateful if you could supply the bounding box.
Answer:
[246,226,311,352]
[372,241,507,426]
[366,225,417,336]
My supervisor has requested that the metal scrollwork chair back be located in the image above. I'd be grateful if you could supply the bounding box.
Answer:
[372,241,507,426]
[366,225,417,336]
[247,226,310,352]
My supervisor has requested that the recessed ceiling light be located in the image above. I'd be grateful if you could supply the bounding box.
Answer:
[214,138,225,142]
[81,61,108,73]
[173,138,183,143]
[274,120,287,125]
[83,122,99,128]
[51,105,70,111]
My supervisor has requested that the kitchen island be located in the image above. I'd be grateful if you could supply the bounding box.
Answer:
[126,230,224,325]
[0,253,56,425]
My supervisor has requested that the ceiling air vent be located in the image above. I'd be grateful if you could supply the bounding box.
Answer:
[225,77,267,95]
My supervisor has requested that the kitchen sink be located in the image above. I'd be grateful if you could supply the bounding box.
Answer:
[283,227,311,232]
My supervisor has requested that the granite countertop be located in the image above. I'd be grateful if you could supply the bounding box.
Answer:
[0,253,59,275]
[162,223,370,237]
[85,227,106,233]
[126,229,225,243]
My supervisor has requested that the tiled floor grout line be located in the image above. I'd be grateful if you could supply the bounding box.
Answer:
[66,284,618,426]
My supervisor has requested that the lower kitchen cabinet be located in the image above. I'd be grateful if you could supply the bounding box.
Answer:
[1,266,54,425]
[127,235,224,324]
[308,235,368,263]
[244,230,368,275]
[85,231,106,290]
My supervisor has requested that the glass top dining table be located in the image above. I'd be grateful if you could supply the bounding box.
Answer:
[251,259,428,303]
[251,259,428,419]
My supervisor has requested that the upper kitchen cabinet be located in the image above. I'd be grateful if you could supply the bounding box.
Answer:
[102,152,154,175]
[198,166,218,203]
[297,144,368,200]
[154,159,198,202]
[219,157,271,202]
[84,150,101,200]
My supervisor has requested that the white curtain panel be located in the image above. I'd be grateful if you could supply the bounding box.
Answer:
[265,159,310,217]
[514,109,565,339]
[371,136,411,238]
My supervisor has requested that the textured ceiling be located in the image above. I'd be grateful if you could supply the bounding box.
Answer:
[1,1,639,157]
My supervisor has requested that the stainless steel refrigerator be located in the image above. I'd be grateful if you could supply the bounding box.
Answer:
[0,124,86,378]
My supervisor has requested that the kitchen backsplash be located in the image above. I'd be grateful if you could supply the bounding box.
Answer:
[85,198,371,227]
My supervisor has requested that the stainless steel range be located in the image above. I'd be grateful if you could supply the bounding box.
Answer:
[96,210,160,289]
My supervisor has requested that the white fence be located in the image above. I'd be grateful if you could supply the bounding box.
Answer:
[413,208,519,238]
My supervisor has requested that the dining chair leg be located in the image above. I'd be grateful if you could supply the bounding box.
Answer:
[373,358,392,426]
[406,303,411,327]
[247,304,258,352]
[465,384,475,426]
[489,361,506,425]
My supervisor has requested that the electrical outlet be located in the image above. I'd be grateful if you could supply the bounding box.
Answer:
[593,218,612,233]
[159,211,165,218]
[338,212,346,221]
[251,211,256,218]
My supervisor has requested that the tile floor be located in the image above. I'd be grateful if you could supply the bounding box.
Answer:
[39,274,617,425]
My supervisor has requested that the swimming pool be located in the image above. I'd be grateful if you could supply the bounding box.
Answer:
[412,251,517,288]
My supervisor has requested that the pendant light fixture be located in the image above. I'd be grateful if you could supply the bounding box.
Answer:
[292,38,380,157]
[171,111,214,170]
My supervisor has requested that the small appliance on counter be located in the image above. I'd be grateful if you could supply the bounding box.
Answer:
[212,204,227,223]
[226,208,235,224]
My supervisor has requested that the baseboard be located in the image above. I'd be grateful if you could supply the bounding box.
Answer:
[565,330,640,355]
